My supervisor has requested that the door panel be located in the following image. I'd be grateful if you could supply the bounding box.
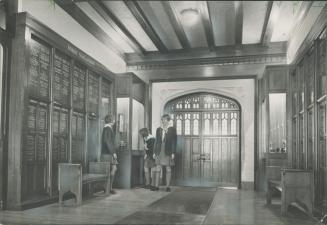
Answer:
[212,139,219,180]
[202,138,212,179]
[183,138,191,179]
[192,138,201,178]
[165,93,240,187]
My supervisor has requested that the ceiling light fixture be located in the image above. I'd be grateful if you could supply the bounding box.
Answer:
[180,8,199,26]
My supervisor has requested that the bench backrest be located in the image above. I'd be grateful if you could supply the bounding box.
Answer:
[267,166,283,181]
[281,169,313,188]
[265,152,288,181]
[89,162,110,174]
[58,163,82,190]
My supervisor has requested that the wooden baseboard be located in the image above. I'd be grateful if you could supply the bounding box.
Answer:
[241,181,254,190]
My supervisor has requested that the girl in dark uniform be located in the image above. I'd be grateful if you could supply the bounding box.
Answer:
[153,114,177,192]
[139,128,156,189]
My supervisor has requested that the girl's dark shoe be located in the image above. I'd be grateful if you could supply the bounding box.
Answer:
[150,186,159,191]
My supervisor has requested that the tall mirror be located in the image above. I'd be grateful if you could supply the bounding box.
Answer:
[269,93,286,153]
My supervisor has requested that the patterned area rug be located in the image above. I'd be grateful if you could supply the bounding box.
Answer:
[116,187,216,224]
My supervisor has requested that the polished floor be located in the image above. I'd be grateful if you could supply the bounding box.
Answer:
[0,186,318,225]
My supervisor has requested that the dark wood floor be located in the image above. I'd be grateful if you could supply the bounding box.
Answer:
[0,187,318,225]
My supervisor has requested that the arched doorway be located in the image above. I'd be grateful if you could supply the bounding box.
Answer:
[164,92,241,187]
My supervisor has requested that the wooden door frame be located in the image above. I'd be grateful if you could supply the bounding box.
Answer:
[0,27,12,209]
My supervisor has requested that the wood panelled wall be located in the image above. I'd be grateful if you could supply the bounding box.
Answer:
[0,28,11,210]
[257,65,289,192]
[6,13,115,210]
[289,28,327,209]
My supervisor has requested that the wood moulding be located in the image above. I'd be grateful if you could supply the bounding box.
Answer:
[127,53,286,71]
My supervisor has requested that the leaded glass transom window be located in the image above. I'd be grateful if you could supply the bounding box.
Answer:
[164,93,240,137]
[213,113,219,135]
[204,113,211,135]
[184,113,191,135]
[222,113,228,135]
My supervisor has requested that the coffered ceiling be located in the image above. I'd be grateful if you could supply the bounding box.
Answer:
[55,1,313,63]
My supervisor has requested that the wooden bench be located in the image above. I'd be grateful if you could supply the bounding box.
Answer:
[58,162,110,205]
[266,167,314,216]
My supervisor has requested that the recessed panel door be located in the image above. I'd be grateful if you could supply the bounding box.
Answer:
[165,93,240,187]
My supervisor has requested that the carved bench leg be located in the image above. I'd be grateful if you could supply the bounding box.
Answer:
[266,184,272,205]
[281,189,287,216]
[104,176,110,195]
[59,190,64,205]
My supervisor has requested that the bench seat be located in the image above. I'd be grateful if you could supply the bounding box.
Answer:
[82,174,108,184]
[269,180,282,192]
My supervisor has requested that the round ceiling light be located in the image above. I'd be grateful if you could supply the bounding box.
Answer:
[180,8,199,26]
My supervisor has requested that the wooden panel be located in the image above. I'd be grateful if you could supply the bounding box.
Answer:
[230,138,238,183]
[307,109,314,170]
[267,66,288,92]
[221,138,229,183]
[28,37,50,101]
[298,62,305,112]
[292,118,297,167]
[22,101,48,199]
[318,101,327,206]
[291,69,298,115]
[88,71,99,113]
[116,75,131,97]
[306,48,315,106]
[72,112,85,164]
[51,107,69,194]
[72,63,86,112]
[53,50,70,107]
[183,138,191,179]
[192,138,201,178]
[212,139,219,180]
[87,119,98,162]
[202,138,212,179]
[132,82,145,104]
[298,114,305,169]
[218,138,223,182]
[317,32,327,98]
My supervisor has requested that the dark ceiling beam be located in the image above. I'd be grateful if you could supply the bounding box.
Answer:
[124,1,168,53]
[261,1,280,44]
[54,0,125,58]
[161,1,191,49]
[89,1,145,55]
[260,1,273,44]
[200,1,215,49]
[234,1,243,45]
[290,1,313,35]
[125,41,287,65]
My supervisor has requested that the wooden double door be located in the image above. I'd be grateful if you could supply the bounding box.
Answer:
[165,93,240,187]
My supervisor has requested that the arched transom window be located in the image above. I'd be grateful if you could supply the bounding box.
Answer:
[165,93,240,137]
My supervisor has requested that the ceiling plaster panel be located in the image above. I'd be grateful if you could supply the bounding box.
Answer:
[103,1,157,51]
[171,1,207,48]
[76,2,134,53]
[209,1,236,46]
[242,1,267,44]
[137,1,182,50]
[271,1,302,42]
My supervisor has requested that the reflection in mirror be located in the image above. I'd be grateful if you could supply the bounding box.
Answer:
[132,99,144,150]
[269,93,286,153]
[117,98,129,149]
